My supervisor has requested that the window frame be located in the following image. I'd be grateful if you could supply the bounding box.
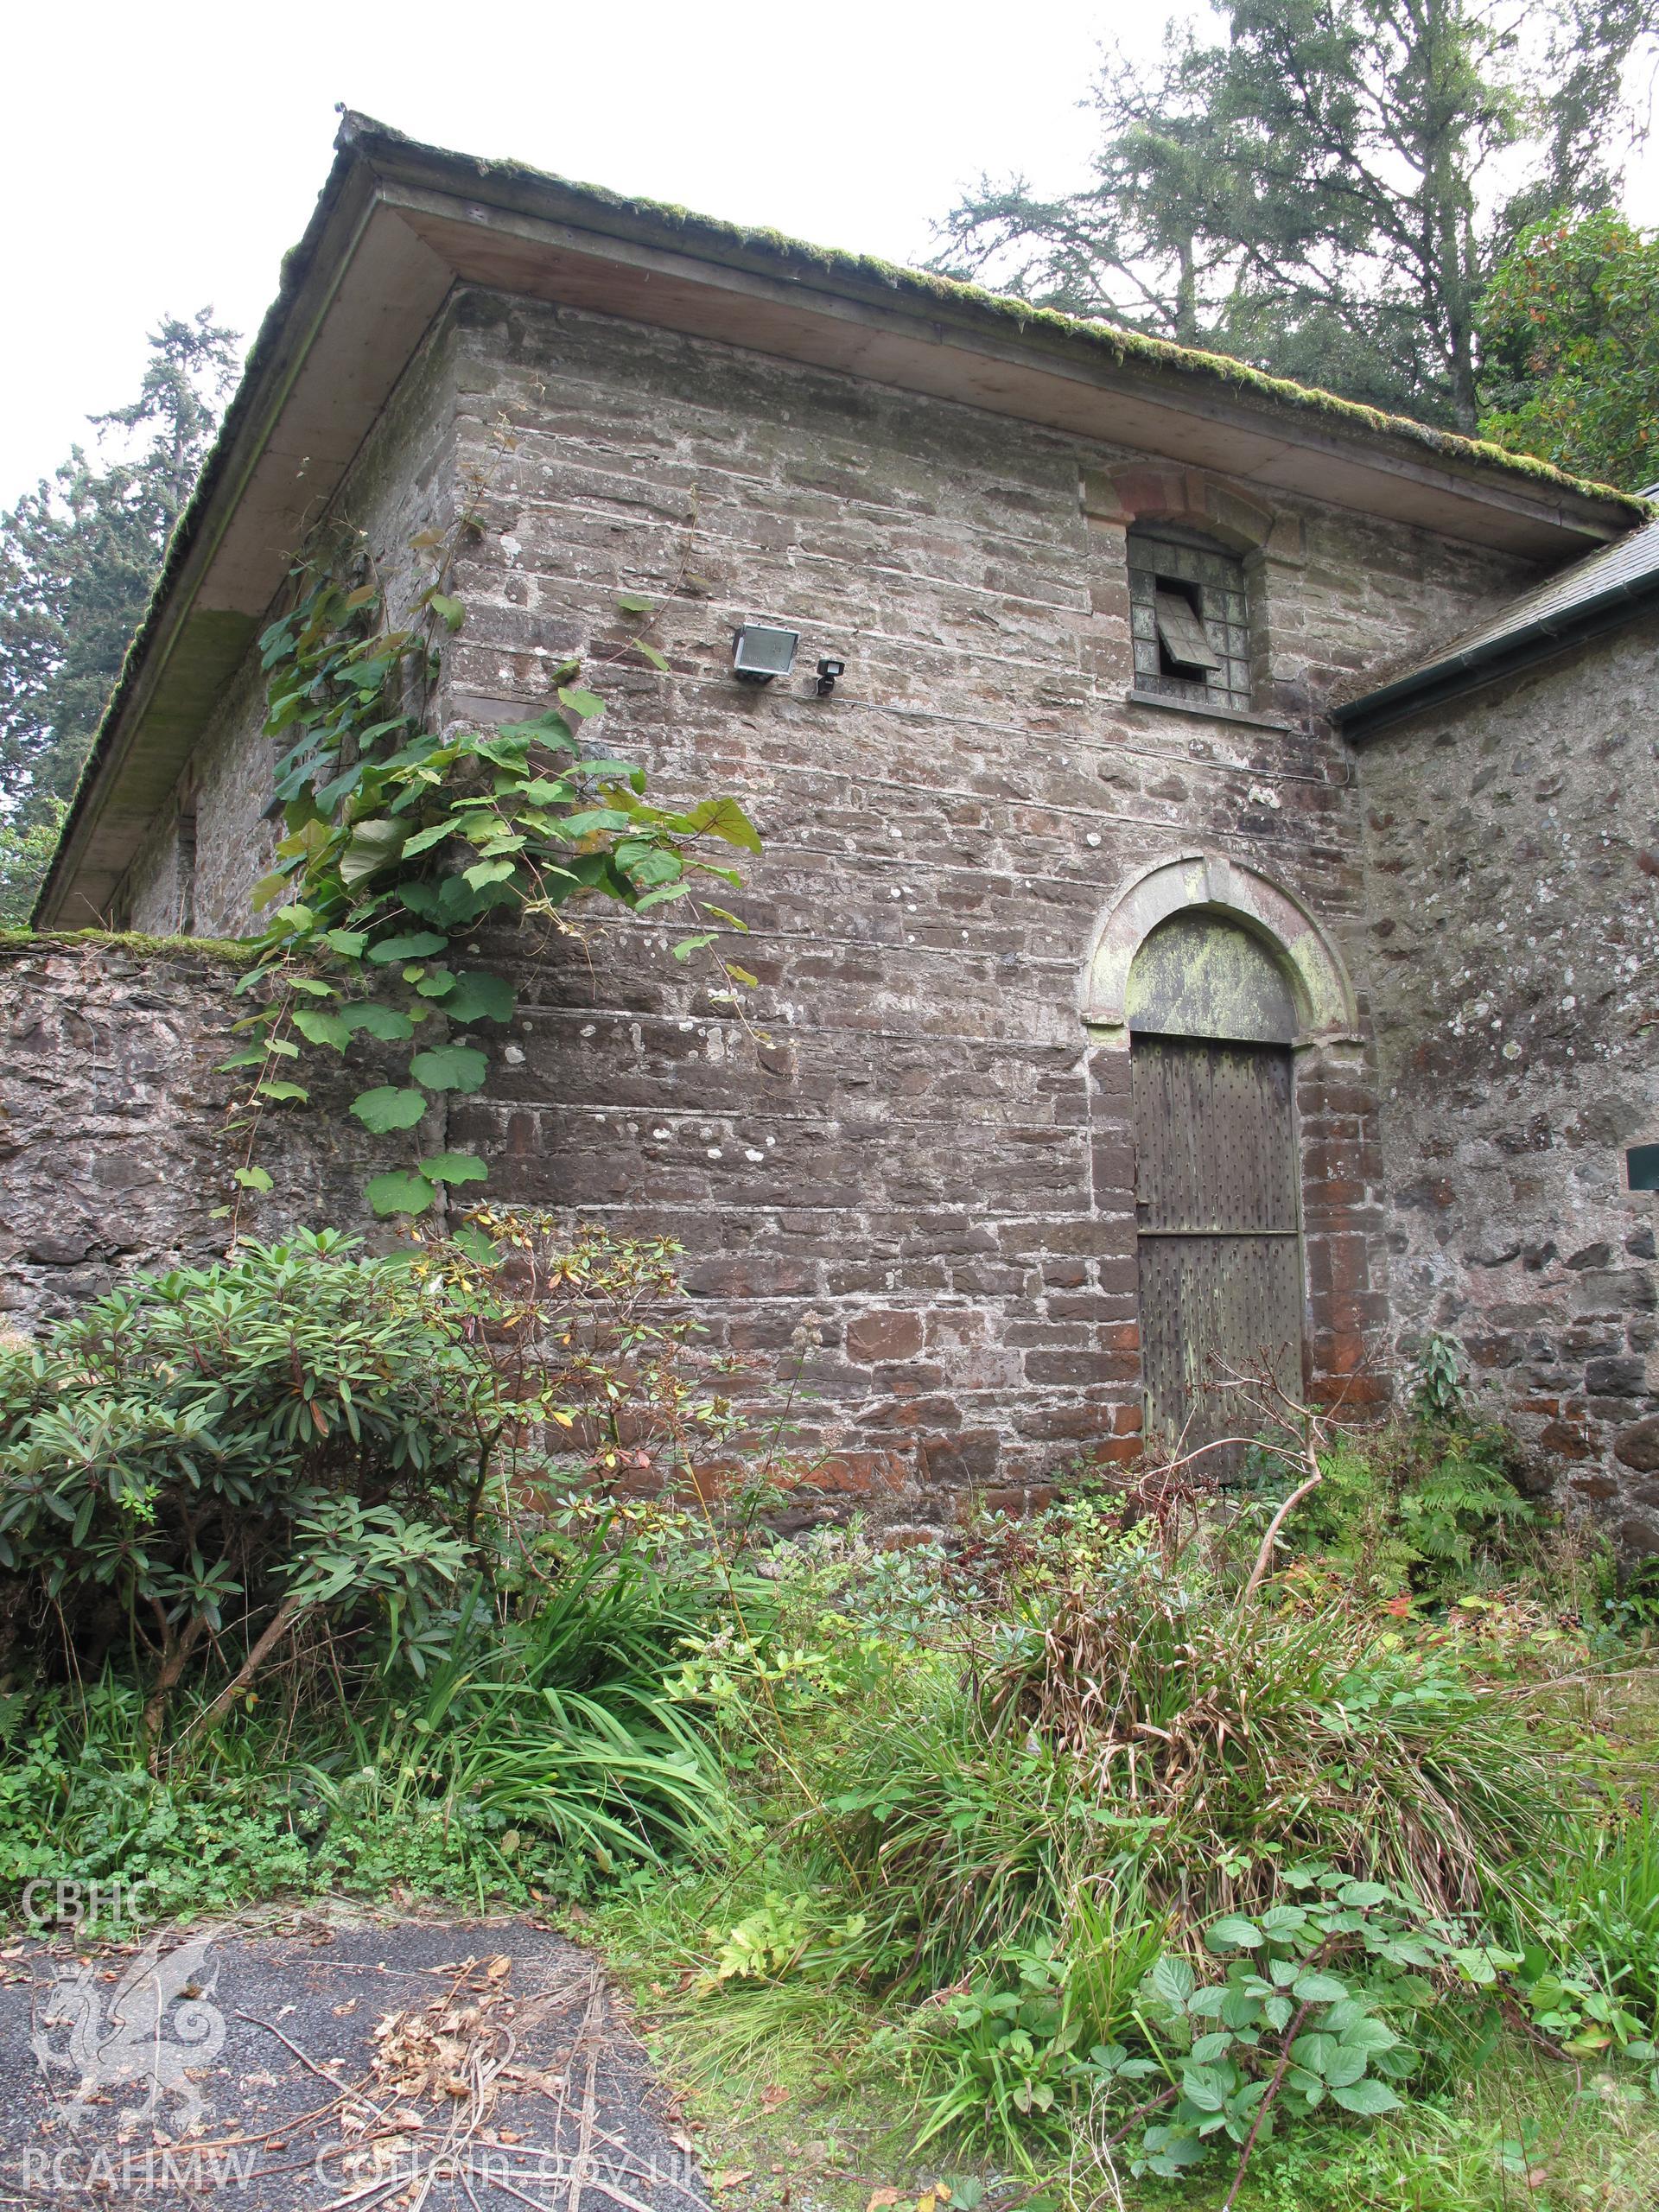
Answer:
[1126,523,1254,715]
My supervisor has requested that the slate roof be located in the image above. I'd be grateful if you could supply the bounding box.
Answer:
[1338,512,1659,734]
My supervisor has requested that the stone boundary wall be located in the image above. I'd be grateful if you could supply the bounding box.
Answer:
[0,937,376,1331]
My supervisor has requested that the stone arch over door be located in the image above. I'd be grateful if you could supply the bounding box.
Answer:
[1082,852,1357,1045]
[1080,855,1377,1459]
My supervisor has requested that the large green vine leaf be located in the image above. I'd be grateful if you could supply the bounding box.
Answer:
[408,1046,488,1095]
[293,1008,352,1051]
[367,931,449,963]
[419,1153,488,1185]
[442,972,515,1025]
[351,1088,429,1134]
[365,1170,437,1217]
[339,1002,416,1041]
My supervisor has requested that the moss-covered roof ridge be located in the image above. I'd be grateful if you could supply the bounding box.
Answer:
[340,109,1650,521]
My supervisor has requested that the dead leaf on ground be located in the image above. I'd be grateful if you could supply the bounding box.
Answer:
[711,2170,755,2190]
[760,2084,789,2111]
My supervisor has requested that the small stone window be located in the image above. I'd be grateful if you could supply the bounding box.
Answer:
[1127,524,1253,714]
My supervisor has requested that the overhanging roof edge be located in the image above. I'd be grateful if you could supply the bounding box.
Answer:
[34,108,1651,923]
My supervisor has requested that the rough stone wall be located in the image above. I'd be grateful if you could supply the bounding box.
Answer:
[415,287,1535,1518]
[124,315,462,941]
[43,279,1599,1527]
[1357,615,1659,1552]
[0,940,376,1331]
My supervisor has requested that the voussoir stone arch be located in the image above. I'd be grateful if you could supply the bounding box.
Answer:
[1080,462,1283,557]
[1080,851,1358,1046]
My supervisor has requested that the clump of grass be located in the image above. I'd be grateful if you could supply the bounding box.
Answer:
[982,1567,1558,1921]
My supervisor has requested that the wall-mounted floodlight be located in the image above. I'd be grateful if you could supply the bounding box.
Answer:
[732,624,799,684]
[1630,1144,1659,1192]
[815,657,845,697]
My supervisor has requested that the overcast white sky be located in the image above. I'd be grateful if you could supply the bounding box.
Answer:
[7,0,1659,509]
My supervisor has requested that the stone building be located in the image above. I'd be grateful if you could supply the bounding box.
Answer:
[10,115,1658,1542]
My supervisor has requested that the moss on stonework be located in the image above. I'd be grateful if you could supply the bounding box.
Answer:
[0,927,257,966]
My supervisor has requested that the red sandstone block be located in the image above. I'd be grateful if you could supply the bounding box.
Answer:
[1087,1051,1133,1099]
[856,1394,963,1433]
[846,1308,925,1363]
[1305,1236,1372,1297]
[1024,1351,1105,1385]
[1301,1180,1370,1214]
[920,1428,1002,1485]
[1094,1435,1143,1464]
[1538,1421,1592,1459]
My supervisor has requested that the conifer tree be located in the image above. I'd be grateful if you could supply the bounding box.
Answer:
[0,311,238,855]
[933,1,1657,429]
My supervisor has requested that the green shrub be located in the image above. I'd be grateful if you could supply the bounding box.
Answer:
[0,1231,492,1746]
[0,1519,744,1925]
[0,1217,772,1758]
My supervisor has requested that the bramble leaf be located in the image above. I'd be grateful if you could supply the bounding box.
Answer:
[1293,1972,1349,2004]
[1147,1956,1196,2011]
[1330,2080,1401,2115]
[1206,1916,1264,1951]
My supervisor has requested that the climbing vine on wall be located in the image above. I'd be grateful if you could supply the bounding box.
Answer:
[220,521,760,1224]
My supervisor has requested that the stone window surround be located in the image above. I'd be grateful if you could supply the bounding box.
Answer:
[1081,460,1311,727]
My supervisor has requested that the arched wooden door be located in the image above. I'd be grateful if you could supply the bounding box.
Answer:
[1127,912,1305,1458]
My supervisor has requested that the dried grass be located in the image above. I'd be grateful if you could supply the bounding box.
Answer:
[985,1576,1557,1921]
